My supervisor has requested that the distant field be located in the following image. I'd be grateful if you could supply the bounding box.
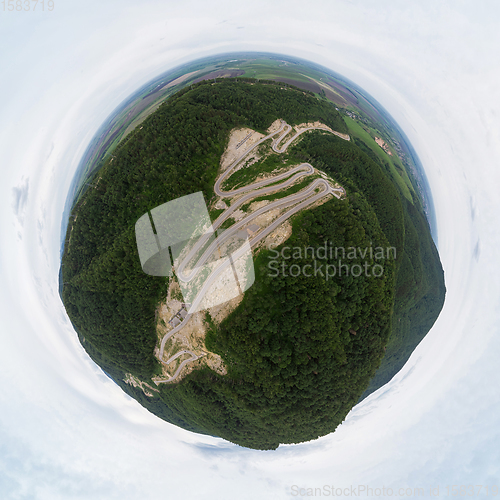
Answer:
[66,53,431,233]
[344,116,415,202]
[193,69,245,82]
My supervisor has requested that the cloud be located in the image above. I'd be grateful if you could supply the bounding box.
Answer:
[473,240,480,261]
[11,177,29,225]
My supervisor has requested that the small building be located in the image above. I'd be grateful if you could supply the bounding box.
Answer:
[168,316,181,328]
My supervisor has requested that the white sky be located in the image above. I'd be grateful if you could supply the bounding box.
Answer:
[1,1,500,498]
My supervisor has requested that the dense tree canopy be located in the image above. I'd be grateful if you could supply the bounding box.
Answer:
[61,79,444,449]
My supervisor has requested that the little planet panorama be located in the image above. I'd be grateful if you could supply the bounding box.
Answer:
[60,53,445,450]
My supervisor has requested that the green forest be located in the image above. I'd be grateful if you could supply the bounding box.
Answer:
[61,78,445,449]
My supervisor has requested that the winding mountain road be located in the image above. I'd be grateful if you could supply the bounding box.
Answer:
[155,119,347,383]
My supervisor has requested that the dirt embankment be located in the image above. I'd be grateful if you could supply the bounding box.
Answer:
[374,136,392,155]
[219,127,265,172]
[152,278,228,384]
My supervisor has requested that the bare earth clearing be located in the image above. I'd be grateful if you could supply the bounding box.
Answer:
[375,136,393,156]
